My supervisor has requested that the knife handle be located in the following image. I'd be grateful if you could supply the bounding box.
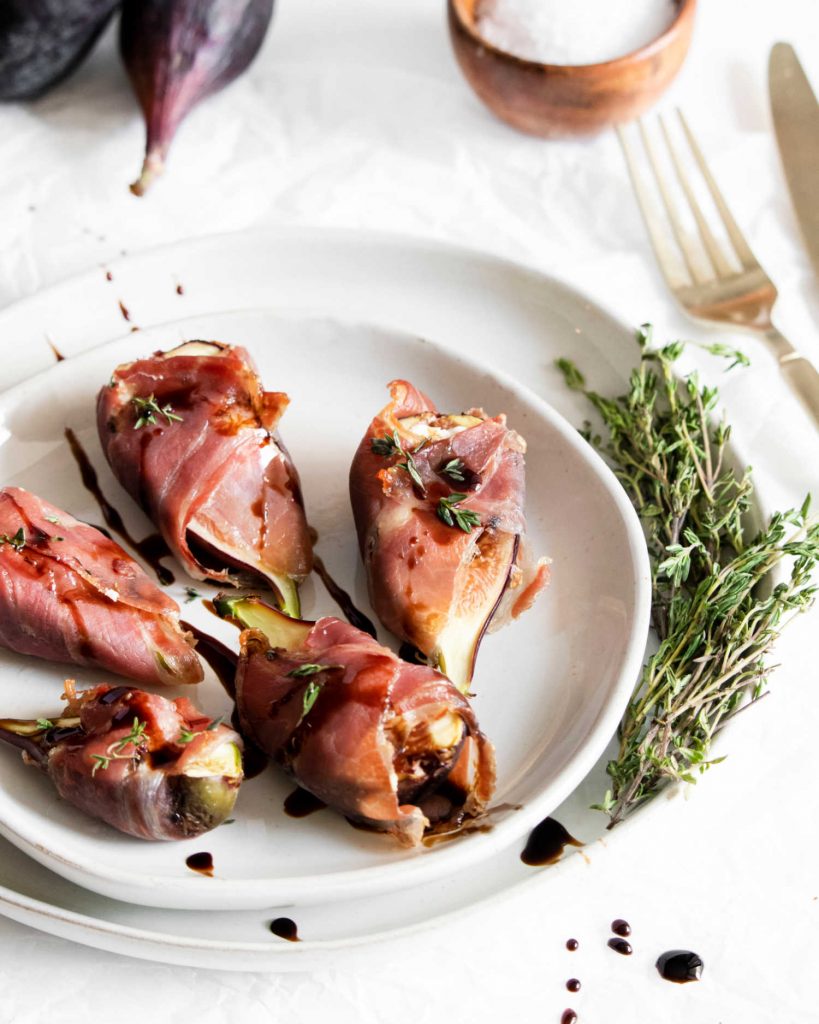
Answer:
[766,326,819,428]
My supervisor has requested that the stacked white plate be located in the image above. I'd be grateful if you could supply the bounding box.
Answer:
[0,227,650,969]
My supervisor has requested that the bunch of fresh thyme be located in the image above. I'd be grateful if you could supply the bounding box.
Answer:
[558,325,819,827]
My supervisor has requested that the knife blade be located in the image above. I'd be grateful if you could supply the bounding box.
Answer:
[769,42,819,279]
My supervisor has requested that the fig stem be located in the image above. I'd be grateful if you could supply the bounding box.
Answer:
[130,149,165,197]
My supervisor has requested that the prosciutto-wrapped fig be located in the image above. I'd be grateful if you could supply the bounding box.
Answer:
[216,595,496,846]
[349,381,549,690]
[0,682,243,840]
[97,341,312,616]
[0,487,202,686]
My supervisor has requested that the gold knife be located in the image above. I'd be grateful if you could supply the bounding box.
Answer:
[769,43,819,279]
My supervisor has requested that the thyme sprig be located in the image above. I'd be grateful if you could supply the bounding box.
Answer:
[132,394,183,430]
[370,431,426,491]
[112,717,147,754]
[0,527,25,551]
[558,325,819,827]
[437,493,481,533]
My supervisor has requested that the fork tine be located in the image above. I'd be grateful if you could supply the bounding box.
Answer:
[638,119,713,286]
[616,125,690,293]
[659,114,736,279]
[677,109,758,271]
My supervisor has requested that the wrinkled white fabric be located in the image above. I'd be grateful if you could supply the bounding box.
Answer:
[0,1,818,1021]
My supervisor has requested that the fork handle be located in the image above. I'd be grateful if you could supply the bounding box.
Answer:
[765,327,819,428]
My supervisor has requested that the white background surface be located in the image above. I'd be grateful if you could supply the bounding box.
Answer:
[1,1,818,1021]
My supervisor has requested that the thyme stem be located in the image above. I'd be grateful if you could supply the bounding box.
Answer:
[558,326,819,827]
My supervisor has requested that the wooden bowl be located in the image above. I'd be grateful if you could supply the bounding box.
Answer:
[448,0,697,138]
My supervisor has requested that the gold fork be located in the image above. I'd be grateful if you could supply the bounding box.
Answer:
[618,110,819,427]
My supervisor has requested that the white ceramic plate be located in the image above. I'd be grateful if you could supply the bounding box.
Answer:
[0,227,659,964]
[0,308,649,910]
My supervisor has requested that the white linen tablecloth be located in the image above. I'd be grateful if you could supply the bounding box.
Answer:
[1,1,818,1021]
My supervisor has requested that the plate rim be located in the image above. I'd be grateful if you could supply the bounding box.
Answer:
[0,224,639,389]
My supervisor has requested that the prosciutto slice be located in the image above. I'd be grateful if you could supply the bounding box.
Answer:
[349,380,549,690]
[0,487,202,686]
[0,682,243,840]
[230,608,495,846]
[96,341,312,616]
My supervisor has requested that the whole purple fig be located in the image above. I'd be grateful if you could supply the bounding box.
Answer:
[0,0,120,101]
[120,0,275,196]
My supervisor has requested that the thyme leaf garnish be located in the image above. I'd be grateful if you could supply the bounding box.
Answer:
[302,681,323,718]
[112,716,147,754]
[441,458,465,482]
[436,493,481,533]
[370,433,401,458]
[91,754,111,776]
[184,587,201,603]
[370,431,426,493]
[558,325,819,828]
[132,394,183,430]
[288,666,341,722]
[288,663,334,678]
[177,728,196,744]
[0,527,25,551]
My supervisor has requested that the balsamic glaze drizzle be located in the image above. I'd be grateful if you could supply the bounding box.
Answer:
[312,555,377,638]
[64,428,174,584]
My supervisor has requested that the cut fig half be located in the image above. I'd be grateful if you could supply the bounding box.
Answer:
[186,523,302,618]
[98,340,312,621]
[213,594,313,650]
[217,595,484,839]
[351,379,548,700]
[434,530,518,691]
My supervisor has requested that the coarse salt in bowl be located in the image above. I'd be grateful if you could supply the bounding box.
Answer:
[448,0,697,138]
[475,0,679,67]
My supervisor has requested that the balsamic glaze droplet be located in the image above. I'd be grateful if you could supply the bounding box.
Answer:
[48,340,65,362]
[284,787,327,818]
[611,918,631,937]
[607,938,633,956]
[560,1011,577,1024]
[566,979,581,993]
[270,917,299,942]
[566,938,579,952]
[656,950,703,983]
[520,817,583,866]
[186,852,213,876]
